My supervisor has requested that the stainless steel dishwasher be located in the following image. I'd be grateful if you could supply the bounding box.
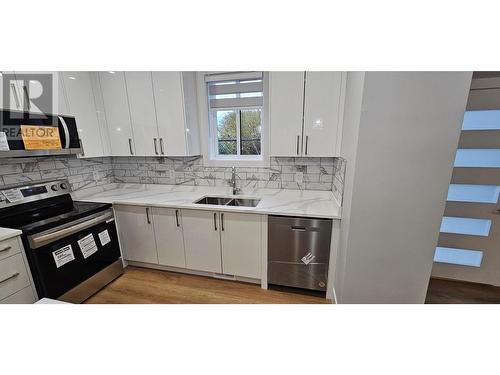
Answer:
[268,215,332,291]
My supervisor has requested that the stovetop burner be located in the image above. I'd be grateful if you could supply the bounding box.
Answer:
[0,179,111,235]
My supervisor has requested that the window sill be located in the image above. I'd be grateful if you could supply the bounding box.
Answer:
[205,156,270,167]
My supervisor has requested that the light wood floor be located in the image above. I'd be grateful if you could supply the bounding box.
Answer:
[426,277,500,304]
[85,266,331,304]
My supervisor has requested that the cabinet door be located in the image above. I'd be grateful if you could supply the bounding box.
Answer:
[303,72,345,157]
[0,71,22,110]
[220,212,262,279]
[125,72,160,156]
[152,207,186,268]
[62,72,105,157]
[269,72,305,156]
[99,71,135,156]
[182,210,222,273]
[10,71,68,115]
[151,72,188,156]
[114,205,158,264]
[181,72,201,155]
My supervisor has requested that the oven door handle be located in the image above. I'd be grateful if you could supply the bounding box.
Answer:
[28,210,114,249]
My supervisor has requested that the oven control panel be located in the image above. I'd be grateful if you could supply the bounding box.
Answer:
[0,179,71,207]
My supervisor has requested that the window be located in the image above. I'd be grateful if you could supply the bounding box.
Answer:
[207,73,263,159]
[462,110,500,130]
[440,217,492,236]
[434,247,483,267]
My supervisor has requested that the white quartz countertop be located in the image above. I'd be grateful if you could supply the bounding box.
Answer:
[73,183,342,219]
[0,227,22,241]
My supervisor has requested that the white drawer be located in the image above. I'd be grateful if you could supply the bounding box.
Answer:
[0,237,22,262]
[0,253,30,300]
[0,286,36,304]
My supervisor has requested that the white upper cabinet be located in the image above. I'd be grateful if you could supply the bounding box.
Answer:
[269,71,346,157]
[62,72,105,157]
[269,72,305,156]
[152,72,200,156]
[124,72,160,156]
[303,72,344,157]
[0,71,22,111]
[99,71,135,156]
[0,72,66,114]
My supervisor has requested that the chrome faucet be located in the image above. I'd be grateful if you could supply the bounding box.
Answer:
[231,166,240,195]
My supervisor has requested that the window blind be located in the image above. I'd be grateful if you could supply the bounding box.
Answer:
[207,72,263,109]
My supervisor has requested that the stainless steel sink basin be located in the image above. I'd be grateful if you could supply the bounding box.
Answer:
[194,196,261,207]
[195,196,233,205]
[226,198,261,207]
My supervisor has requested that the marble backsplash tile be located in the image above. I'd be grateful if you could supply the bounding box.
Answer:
[0,155,346,200]
[0,156,114,192]
[112,156,342,192]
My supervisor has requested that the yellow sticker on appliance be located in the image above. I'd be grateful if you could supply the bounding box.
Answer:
[20,125,62,150]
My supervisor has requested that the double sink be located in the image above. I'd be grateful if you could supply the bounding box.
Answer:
[195,196,261,208]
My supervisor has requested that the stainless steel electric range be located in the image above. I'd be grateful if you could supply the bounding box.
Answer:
[0,179,123,303]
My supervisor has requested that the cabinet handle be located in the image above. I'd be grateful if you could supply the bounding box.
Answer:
[128,138,134,155]
[221,213,224,231]
[160,138,165,155]
[175,209,180,227]
[0,272,19,284]
[10,83,20,109]
[214,212,217,231]
[22,86,30,110]
[296,135,300,155]
[153,138,159,155]
[146,207,151,224]
[0,246,12,253]
[305,135,309,155]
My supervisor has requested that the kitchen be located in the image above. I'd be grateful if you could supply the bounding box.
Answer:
[2,2,492,374]
[0,71,345,304]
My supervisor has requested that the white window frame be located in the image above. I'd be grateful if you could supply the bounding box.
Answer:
[209,106,263,160]
[196,72,270,167]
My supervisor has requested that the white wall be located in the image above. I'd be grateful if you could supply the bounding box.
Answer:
[333,72,365,301]
[335,72,472,303]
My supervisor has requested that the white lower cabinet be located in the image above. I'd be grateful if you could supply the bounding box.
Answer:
[1,286,36,304]
[0,236,38,304]
[0,253,31,301]
[114,205,263,281]
[114,205,158,264]
[182,210,222,273]
[182,210,262,279]
[152,207,186,268]
[220,212,262,279]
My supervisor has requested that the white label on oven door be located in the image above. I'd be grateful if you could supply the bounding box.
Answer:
[98,229,111,246]
[78,233,98,259]
[52,245,75,268]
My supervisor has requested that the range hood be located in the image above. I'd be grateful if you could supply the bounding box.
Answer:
[0,109,82,158]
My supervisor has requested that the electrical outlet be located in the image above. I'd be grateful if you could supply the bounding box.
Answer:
[295,171,303,184]
[93,171,101,181]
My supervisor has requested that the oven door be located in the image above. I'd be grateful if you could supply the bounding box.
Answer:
[25,209,121,299]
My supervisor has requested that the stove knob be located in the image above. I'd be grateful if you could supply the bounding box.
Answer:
[51,184,59,191]
[60,182,68,190]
